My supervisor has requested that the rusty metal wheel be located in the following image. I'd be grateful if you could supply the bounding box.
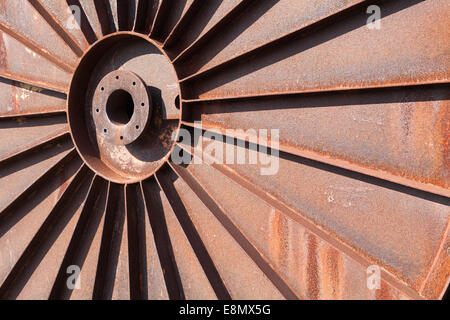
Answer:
[0,0,448,300]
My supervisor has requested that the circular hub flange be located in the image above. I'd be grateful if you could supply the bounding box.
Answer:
[93,70,152,145]
[68,32,181,183]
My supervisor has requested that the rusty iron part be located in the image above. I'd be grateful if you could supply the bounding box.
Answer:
[92,70,152,146]
[0,0,448,300]
[68,32,180,183]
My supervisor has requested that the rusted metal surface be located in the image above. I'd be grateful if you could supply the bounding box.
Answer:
[0,0,448,300]
[92,69,153,145]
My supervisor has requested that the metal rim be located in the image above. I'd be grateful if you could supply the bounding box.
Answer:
[67,31,182,184]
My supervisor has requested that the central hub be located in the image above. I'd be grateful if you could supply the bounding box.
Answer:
[92,70,152,145]
[67,32,181,183]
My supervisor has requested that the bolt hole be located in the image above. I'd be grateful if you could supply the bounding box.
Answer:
[106,89,134,125]
[120,136,124,140]
[116,76,119,80]
[175,95,180,110]
[136,125,140,129]
[104,129,107,133]
[101,87,104,91]
[96,109,99,113]
[133,82,136,86]
[141,102,145,106]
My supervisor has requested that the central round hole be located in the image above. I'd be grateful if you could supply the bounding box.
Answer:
[106,89,134,125]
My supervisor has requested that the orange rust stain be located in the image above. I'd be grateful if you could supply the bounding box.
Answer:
[306,234,319,299]
[440,101,450,184]
[0,30,7,72]
[319,245,341,299]
[375,280,393,300]
[269,210,289,270]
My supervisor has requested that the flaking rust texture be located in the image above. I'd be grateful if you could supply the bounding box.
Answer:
[0,0,448,300]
